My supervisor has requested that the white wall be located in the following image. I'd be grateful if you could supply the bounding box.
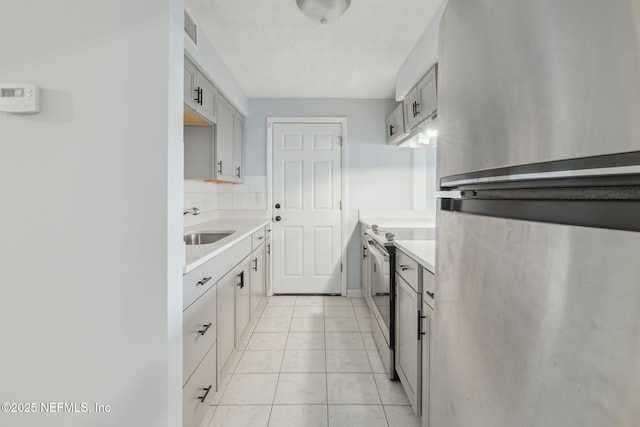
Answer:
[0,1,183,426]
[411,148,438,217]
[396,0,447,100]
[246,99,413,290]
[184,9,248,116]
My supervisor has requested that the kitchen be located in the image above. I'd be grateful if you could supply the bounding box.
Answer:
[2,1,639,427]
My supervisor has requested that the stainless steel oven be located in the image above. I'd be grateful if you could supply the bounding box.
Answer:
[365,233,395,379]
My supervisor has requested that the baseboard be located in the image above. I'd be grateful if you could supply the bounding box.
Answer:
[346,288,363,297]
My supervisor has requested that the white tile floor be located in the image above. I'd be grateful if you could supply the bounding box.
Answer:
[201,295,420,427]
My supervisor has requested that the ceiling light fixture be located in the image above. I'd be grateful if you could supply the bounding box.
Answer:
[296,0,351,24]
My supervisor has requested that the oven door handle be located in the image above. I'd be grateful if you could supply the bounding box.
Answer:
[365,236,390,262]
[369,246,389,263]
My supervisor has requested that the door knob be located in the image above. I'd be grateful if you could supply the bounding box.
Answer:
[275,216,282,222]
[275,203,281,209]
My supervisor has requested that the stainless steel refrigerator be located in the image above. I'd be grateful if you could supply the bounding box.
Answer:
[434,1,640,426]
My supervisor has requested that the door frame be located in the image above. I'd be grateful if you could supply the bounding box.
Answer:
[266,117,348,296]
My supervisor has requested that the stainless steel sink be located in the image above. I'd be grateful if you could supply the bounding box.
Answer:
[184,232,233,245]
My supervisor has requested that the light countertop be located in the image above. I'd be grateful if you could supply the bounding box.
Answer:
[358,210,436,229]
[394,240,436,273]
[184,218,270,274]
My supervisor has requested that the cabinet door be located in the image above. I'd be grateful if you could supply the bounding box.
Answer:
[386,102,406,144]
[361,239,371,307]
[385,103,407,145]
[421,299,433,427]
[215,96,236,182]
[184,58,198,110]
[403,87,420,130]
[197,76,218,125]
[265,238,271,296]
[396,274,422,416]
[235,262,251,346]
[217,271,236,379]
[385,109,396,143]
[233,113,244,183]
[416,66,437,123]
[250,246,265,317]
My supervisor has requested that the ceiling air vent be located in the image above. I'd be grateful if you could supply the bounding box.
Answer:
[184,11,197,45]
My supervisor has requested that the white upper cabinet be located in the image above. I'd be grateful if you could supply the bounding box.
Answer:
[233,114,244,183]
[184,58,198,111]
[198,76,217,125]
[215,96,237,182]
[403,64,438,131]
[386,102,409,145]
[183,54,245,183]
[184,57,217,125]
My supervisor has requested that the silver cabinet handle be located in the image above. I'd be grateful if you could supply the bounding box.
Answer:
[252,258,258,271]
[217,161,223,174]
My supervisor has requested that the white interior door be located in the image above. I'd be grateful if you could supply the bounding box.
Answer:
[272,122,342,294]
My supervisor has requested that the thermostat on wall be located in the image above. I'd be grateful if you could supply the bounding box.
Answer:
[0,83,40,113]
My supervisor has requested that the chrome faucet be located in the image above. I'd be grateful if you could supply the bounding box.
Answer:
[183,207,200,216]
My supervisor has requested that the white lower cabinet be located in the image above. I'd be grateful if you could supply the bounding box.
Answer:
[250,245,266,316]
[183,342,216,427]
[265,236,271,295]
[235,260,252,346]
[396,272,422,416]
[183,223,271,427]
[217,269,237,381]
[183,285,217,382]
[421,297,433,427]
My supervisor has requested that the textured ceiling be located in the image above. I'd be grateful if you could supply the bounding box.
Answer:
[185,0,443,99]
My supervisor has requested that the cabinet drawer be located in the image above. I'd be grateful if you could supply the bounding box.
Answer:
[183,285,217,384]
[183,343,216,427]
[183,235,252,310]
[422,268,435,307]
[396,250,420,293]
[251,226,266,250]
[183,261,216,311]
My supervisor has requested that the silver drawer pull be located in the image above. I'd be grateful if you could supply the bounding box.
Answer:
[197,277,212,286]
[198,385,212,402]
[398,265,409,272]
[198,322,213,336]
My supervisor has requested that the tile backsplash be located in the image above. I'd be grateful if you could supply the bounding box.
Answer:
[184,176,267,212]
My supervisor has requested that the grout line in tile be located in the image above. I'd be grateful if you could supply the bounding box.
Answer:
[202,405,217,427]
[369,354,392,426]
[380,404,392,427]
